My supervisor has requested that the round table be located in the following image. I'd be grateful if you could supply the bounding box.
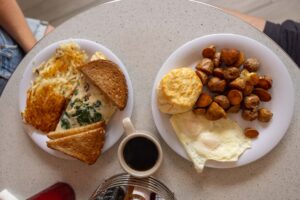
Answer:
[1,0,299,199]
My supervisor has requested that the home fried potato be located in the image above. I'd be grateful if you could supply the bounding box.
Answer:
[214,95,230,110]
[227,89,243,106]
[240,69,259,86]
[195,70,208,85]
[221,48,240,66]
[205,102,226,121]
[253,88,272,102]
[207,77,226,93]
[244,58,260,72]
[196,58,214,75]
[242,109,258,121]
[234,51,245,67]
[213,52,221,67]
[213,68,224,78]
[243,82,254,96]
[229,77,246,90]
[195,93,213,108]
[256,75,272,90]
[224,67,240,80]
[258,108,273,122]
[227,104,241,113]
[202,45,216,59]
[244,94,260,109]
[244,128,259,138]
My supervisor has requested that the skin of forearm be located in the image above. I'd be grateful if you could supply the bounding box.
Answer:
[0,0,36,52]
[223,8,266,32]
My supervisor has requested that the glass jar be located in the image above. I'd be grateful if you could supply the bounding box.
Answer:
[89,173,175,200]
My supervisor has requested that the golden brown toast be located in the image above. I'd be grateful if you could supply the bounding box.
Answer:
[47,121,105,139]
[78,60,128,110]
[47,127,105,165]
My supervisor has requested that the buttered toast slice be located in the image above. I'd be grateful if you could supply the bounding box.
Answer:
[79,60,128,110]
[47,127,105,165]
[48,121,104,139]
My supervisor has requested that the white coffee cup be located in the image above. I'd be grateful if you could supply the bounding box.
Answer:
[118,118,163,178]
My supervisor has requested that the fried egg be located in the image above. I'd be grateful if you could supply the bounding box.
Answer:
[170,111,251,172]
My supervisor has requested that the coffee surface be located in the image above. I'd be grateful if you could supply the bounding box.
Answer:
[123,137,159,171]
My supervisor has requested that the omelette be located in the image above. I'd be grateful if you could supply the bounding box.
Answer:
[23,41,113,133]
[170,111,251,172]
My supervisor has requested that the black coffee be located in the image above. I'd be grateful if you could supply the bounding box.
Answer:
[123,137,159,171]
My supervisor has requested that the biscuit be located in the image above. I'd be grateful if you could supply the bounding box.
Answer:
[157,68,202,114]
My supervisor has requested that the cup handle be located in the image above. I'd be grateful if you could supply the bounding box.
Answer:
[122,118,136,136]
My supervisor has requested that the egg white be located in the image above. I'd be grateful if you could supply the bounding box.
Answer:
[170,111,251,172]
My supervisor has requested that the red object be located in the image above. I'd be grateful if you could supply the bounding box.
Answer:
[26,182,75,200]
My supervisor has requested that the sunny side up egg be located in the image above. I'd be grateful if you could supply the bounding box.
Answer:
[170,111,251,172]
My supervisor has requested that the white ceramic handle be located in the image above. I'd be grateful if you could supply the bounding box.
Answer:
[122,118,136,136]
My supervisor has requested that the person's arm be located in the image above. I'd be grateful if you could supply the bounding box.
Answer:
[0,0,36,52]
[222,8,266,31]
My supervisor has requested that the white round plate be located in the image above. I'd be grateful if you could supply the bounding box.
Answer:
[151,34,294,168]
[19,39,133,160]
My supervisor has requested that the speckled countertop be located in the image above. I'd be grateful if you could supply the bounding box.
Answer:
[0,0,299,199]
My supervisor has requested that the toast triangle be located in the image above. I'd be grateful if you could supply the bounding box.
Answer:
[48,121,105,139]
[47,127,105,164]
[78,60,128,110]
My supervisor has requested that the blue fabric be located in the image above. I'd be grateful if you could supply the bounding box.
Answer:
[27,18,48,41]
[0,18,48,96]
[0,28,24,95]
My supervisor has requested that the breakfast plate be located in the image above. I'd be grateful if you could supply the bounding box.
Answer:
[151,34,294,168]
[19,39,133,159]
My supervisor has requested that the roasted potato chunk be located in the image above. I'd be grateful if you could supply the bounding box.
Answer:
[202,45,216,59]
[256,75,272,90]
[227,104,241,113]
[244,128,259,138]
[244,94,260,109]
[213,68,224,78]
[196,58,214,75]
[207,77,226,93]
[234,51,245,67]
[195,70,208,85]
[244,58,260,72]
[240,69,259,86]
[195,93,213,108]
[205,102,226,121]
[214,95,230,110]
[242,109,258,121]
[243,82,254,96]
[213,52,221,67]
[223,67,240,80]
[253,88,272,102]
[258,108,273,122]
[221,48,240,66]
[229,77,246,90]
[227,89,243,105]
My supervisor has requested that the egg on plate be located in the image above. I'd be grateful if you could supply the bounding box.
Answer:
[170,111,251,172]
